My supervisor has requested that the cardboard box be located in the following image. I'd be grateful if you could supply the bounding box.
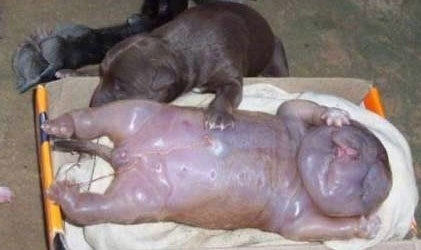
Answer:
[36,77,418,249]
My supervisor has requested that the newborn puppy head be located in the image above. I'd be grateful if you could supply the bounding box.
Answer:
[90,35,182,107]
[12,42,49,93]
[298,121,391,217]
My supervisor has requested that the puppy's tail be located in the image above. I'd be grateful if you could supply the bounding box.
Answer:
[53,139,112,163]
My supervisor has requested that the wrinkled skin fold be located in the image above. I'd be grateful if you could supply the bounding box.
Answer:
[43,99,392,242]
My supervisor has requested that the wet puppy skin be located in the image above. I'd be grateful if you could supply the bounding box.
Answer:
[91,2,289,130]
[43,99,391,241]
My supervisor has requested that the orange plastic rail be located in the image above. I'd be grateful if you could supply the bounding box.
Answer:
[34,85,67,250]
[363,86,386,118]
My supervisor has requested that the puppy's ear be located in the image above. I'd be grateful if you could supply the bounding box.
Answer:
[151,66,176,90]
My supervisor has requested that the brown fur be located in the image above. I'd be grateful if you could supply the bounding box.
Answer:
[91,2,289,129]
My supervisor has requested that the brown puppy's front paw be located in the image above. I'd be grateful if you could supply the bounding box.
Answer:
[321,107,350,127]
[41,114,75,138]
[204,109,235,130]
[356,215,381,239]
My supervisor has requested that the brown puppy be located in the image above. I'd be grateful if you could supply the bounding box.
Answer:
[91,2,289,129]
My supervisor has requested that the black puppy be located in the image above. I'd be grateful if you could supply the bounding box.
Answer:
[91,2,289,130]
[12,0,188,93]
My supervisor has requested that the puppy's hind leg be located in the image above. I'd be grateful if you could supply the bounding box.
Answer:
[261,37,289,77]
[47,170,167,225]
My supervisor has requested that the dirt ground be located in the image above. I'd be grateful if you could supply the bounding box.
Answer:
[0,0,420,249]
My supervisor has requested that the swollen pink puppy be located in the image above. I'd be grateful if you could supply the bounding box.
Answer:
[43,99,391,241]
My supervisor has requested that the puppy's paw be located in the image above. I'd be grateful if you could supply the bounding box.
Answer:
[41,114,75,138]
[321,107,350,127]
[356,215,381,239]
[47,181,80,206]
[204,109,235,130]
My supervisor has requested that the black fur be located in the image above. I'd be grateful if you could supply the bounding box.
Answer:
[12,0,189,93]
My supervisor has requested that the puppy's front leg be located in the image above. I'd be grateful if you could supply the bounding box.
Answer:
[205,78,242,130]
[277,99,350,127]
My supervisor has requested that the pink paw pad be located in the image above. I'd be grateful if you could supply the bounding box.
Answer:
[41,119,74,138]
[47,181,79,204]
[321,108,350,127]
